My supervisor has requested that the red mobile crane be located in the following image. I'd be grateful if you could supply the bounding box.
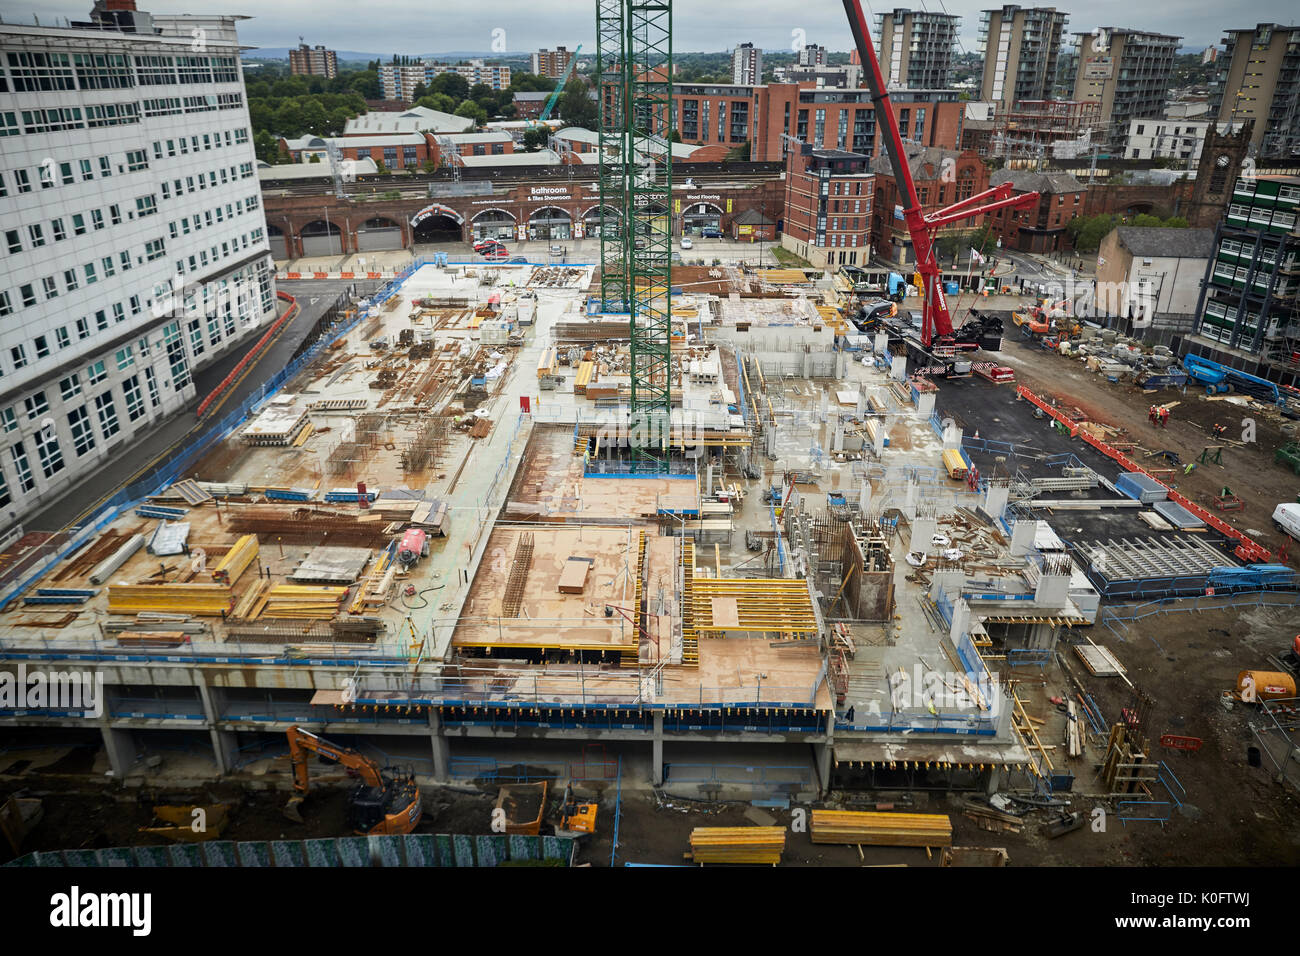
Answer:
[842,0,1042,357]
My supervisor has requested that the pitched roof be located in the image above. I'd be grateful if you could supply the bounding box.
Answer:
[732,208,774,225]
[343,106,473,136]
[870,143,962,180]
[1114,226,1215,259]
[991,169,1086,194]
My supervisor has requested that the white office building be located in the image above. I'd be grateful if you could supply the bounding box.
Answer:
[0,4,276,525]
[1124,118,1246,166]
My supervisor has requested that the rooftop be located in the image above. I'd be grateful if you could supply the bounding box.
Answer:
[1113,226,1216,259]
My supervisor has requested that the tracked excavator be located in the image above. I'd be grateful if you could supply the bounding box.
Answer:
[283,726,422,836]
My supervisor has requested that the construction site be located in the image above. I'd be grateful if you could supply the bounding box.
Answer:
[2,1,1300,872]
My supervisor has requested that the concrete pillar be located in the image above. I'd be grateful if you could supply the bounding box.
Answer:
[858,482,872,513]
[942,423,963,450]
[873,424,886,457]
[764,425,777,458]
[816,710,835,797]
[428,709,450,782]
[211,730,239,776]
[100,725,136,777]
[652,712,664,786]
[803,351,813,378]
[856,388,868,415]
[874,329,888,353]
[983,482,1010,518]
[904,477,918,518]
[1035,572,1070,608]
[890,354,906,381]
[1010,518,1036,557]
[818,388,829,421]
[929,567,965,601]
[949,598,972,641]
[909,513,937,553]
[832,418,844,453]
[835,351,848,378]
[917,391,936,418]
[984,765,1002,796]
[705,464,714,496]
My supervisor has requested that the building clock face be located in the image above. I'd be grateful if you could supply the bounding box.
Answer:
[1216,155,1230,168]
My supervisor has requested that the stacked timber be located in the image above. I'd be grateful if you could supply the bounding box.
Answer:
[349,547,394,614]
[231,579,272,620]
[687,827,785,865]
[810,810,952,848]
[211,535,258,585]
[262,585,348,619]
[107,584,232,616]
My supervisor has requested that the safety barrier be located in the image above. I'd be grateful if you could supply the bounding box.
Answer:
[6,833,576,868]
[1016,384,1273,562]
[195,290,299,418]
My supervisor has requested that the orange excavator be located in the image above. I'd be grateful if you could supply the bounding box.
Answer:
[283,726,422,836]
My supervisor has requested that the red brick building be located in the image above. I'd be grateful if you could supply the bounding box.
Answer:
[870,145,988,266]
[987,169,1086,253]
[668,83,967,164]
[781,145,875,268]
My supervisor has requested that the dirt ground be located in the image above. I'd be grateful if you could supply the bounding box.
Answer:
[995,330,1300,562]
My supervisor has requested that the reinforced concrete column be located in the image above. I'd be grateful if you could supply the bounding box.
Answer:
[816,710,834,796]
[100,724,136,777]
[890,354,907,381]
[858,482,872,513]
[194,671,236,775]
[652,712,664,786]
[874,329,888,353]
[832,417,844,453]
[985,765,1002,795]
[1010,518,1036,556]
[917,391,936,418]
[428,709,450,782]
[983,482,1010,518]
[942,423,963,450]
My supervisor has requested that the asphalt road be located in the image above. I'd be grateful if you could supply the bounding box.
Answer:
[21,280,379,533]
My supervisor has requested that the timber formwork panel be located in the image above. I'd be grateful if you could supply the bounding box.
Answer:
[620,529,647,667]
[681,539,698,666]
[687,578,820,639]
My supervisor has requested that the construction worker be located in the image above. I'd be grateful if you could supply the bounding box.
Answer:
[1159,406,1169,428]
[1148,405,1158,426]
[1212,423,1227,439]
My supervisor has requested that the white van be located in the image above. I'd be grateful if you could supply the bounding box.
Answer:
[1273,503,1300,542]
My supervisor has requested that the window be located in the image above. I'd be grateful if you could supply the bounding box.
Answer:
[68,406,96,456]
[79,159,93,181]
[19,285,35,308]
[76,318,90,339]
[55,327,70,350]
[123,374,145,422]
[125,149,148,172]
[28,224,45,247]
[0,291,10,318]
[7,51,75,92]
[23,391,48,419]
[59,162,74,185]
[51,218,66,241]
[84,263,97,285]
[145,238,166,261]
[87,361,107,385]
[109,204,122,225]
[15,169,31,193]
[1,408,15,433]
[135,195,157,218]
[10,441,34,492]
[41,277,57,300]
[59,373,81,401]
[63,269,78,292]
[101,256,116,278]
[94,393,119,439]
[99,156,113,178]
[72,214,86,236]
[91,209,104,230]
[115,346,134,371]
[5,230,20,253]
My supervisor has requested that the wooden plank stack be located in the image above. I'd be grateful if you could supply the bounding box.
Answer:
[687,827,785,865]
[211,535,258,585]
[810,810,952,848]
[107,584,233,616]
[261,585,348,619]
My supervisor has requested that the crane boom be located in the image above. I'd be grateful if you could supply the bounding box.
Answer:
[841,0,1040,353]
[539,44,583,124]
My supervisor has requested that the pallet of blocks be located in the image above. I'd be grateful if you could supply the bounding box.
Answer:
[107,584,233,616]
[810,810,952,848]
[261,585,349,619]
[687,827,785,865]
[210,535,258,585]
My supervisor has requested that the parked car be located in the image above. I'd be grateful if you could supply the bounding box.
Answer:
[474,239,504,252]
[680,237,693,249]
[481,246,509,260]
[549,244,565,255]
[701,227,723,239]
[1274,503,1300,542]
[507,256,528,264]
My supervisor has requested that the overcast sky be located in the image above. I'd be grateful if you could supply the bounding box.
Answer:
[2,0,1294,55]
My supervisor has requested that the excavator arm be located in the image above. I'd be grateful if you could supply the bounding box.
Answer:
[287,726,385,794]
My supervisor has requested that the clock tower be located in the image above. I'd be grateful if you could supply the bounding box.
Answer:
[1183,121,1254,227]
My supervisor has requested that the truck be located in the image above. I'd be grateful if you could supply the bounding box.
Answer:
[1273,502,1300,542]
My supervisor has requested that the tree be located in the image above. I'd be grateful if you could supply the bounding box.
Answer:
[669,129,682,143]
[522,126,549,152]
[416,92,458,114]
[1162,216,1190,229]
[725,141,751,161]
[454,99,488,127]
[307,154,321,163]
[430,72,469,102]
[508,71,556,93]
[1131,213,1163,228]
[376,161,390,176]
[412,82,428,101]
[557,78,597,129]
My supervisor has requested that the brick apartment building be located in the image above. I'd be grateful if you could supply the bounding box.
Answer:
[987,169,1086,253]
[781,145,875,269]
[870,145,988,265]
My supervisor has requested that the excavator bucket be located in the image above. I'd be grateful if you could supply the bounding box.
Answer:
[283,794,306,824]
